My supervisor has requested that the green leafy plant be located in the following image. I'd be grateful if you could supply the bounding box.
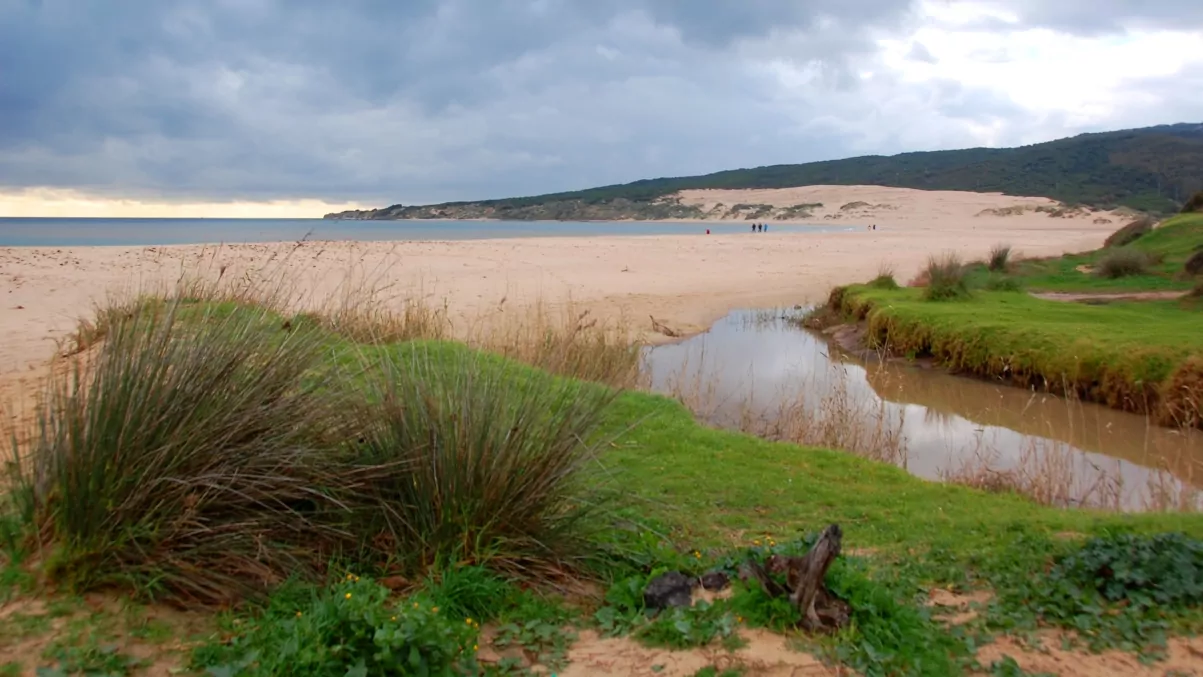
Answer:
[634,600,739,650]
[985,532,1203,657]
[191,575,480,676]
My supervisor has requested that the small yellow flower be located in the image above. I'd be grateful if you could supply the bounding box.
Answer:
[737,616,743,623]
[391,616,397,621]
[432,606,439,613]
[753,539,761,546]
[413,602,419,609]
[296,611,303,618]
[345,593,352,600]
[465,618,473,625]
[473,644,479,652]
[346,573,354,580]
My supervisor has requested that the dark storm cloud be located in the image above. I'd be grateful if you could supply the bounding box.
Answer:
[0,0,1198,206]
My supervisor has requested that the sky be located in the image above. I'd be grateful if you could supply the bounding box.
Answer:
[2,0,1202,217]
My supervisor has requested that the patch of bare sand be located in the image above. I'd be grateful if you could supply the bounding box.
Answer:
[557,628,845,677]
[927,588,993,625]
[0,593,209,675]
[977,632,1203,677]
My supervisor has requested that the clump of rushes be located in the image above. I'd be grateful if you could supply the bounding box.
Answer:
[868,263,899,290]
[921,253,970,301]
[345,342,619,580]
[987,243,1012,272]
[8,299,351,605]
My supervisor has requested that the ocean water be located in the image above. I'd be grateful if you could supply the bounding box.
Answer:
[0,217,848,247]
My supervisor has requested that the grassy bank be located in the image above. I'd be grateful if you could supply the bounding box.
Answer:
[823,214,1203,429]
[5,287,1203,675]
[963,212,1203,293]
[833,287,1203,426]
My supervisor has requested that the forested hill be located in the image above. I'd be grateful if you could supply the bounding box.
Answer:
[325,122,1203,220]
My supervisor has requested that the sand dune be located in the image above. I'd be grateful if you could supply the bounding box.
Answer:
[0,186,1125,411]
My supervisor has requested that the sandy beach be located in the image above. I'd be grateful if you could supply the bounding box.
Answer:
[0,185,1125,400]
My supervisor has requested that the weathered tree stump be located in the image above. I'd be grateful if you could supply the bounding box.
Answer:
[742,524,849,632]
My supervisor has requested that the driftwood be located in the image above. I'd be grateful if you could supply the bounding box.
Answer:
[742,524,848,632]
[649,315,682,338]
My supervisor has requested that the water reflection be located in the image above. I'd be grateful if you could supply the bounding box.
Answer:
[641,308,1203,510]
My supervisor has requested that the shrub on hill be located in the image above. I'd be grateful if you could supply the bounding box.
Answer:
[1182,190,1203,214]
[1096,247,1152,279]
[1186,249,1203,276]
[1103,216,1155,247]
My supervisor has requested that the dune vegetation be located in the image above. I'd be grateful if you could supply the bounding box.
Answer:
[4,256,1203,676]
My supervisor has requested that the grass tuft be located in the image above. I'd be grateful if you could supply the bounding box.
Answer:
[868,263,900,290]
[921,253,970,301]
[1182,190,1203,214]
[9,299,351,605]
[343,342,620,580]
[1096,247,1152,279]
[987,244,1012,272]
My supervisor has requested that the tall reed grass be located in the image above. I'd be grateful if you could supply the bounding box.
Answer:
[9,300,352,604]
[345,343,618,578]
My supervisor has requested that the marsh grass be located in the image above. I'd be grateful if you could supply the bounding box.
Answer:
[921,253,970,301]
[987,244,1012,272]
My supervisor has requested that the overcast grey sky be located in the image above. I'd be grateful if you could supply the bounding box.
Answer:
[2,0,1201,209]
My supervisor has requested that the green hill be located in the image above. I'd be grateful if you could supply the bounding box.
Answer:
[325,122,1203,220]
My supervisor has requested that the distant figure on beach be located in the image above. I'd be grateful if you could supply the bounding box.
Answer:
[706,228,710,234]
[751,223,756,233]
[763,224,768,233]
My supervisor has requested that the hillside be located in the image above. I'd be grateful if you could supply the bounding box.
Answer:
[325,122,1203,220]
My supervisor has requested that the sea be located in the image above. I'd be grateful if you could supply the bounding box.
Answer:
[0,218,850,247]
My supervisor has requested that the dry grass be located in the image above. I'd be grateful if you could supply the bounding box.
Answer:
[1096,247,1153,278]
[469,298,642,389]
[987,244,1012,272]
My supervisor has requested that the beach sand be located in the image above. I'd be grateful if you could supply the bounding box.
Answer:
[0,185,1125,406]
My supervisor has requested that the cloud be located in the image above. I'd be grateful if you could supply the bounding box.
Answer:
[0,0,1200,210]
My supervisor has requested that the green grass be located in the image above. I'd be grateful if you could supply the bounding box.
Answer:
[1003,213,1203,293]
[833,286,1203,425]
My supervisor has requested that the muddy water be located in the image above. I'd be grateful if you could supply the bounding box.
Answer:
[641,308,1203,510]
